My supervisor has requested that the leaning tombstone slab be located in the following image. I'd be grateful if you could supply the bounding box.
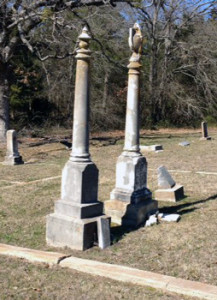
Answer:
[200,121,211,140]
[104,24,158,228]
[158,166,176,189]
[154,166,184,202]
[3,130,24,165]
[46,27,110,251]
[97,216,111,249]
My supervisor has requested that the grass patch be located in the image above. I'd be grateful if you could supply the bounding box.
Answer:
[0,256,194,299]
[0,129,217,293]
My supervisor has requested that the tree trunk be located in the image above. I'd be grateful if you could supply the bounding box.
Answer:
[102,71,109,112]
[159,24,172,120]
[149,41,161,124]
[0,62,9,142]
[149,0,161,124]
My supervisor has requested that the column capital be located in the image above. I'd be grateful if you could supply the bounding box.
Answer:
[76,26,92,60]
[127,63,141,73]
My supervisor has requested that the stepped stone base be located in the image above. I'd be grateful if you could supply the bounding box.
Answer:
[46,213,110,251]
[55,200,103,219]
[104,198,158,228]
[154,184,184,202]
[110,187,152,204]
[46,159,111,250]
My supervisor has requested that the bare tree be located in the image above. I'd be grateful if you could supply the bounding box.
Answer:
[0,0,131,141]
[129,0,217,124]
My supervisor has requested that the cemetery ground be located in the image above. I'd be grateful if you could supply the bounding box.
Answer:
[0,127,217,299]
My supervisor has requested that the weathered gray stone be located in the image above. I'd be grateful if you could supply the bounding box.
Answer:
[46,27,110,251]
[154,184,184,202]
[97,216,111,249]
[104,198,158,227]
[158,166,176,189]
[140,145,163,152]
[200,121,211,140]
[3,130,24,165]
[61,161,99,204]
[179,141,190,147]
[106,24,158,226]
[110,155,151,204]
[46,214,97,251]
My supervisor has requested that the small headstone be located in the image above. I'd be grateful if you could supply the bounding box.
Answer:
[179,141,190,147]
[155,166,184,202]
[200,121,211,140]
[97,217,111,249]
[158,166,176,189]
[3,130,24,165]
[140,145,163,152]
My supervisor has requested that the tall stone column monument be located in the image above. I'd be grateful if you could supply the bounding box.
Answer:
[46,27,110,250]
[105,24,158,227]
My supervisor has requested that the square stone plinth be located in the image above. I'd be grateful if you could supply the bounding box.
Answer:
[61,160,98,204]
[200,137,211,141]
[140,145,163,152]
[104,199,158,228]
[154,185,184,202]
[3,155,24,165]
[54,200,103,219]
[46,213,110,251]
[110,187,152,204]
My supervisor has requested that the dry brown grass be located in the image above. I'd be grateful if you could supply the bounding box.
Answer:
[0,256,194,300]
[0,128,217,298]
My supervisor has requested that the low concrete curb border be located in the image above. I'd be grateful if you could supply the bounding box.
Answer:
[0,243,217,300]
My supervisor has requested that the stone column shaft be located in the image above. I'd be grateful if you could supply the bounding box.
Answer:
[71,59,90,161]
[124,69,140,154]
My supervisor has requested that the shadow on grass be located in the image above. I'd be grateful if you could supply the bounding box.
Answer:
[110,194,217,243]
[160,193,217,216]
[140,133,200,140]
[110,225,137,244]
[90,137,121,146]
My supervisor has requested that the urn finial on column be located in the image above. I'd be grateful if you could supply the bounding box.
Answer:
[76,26,91,59]
[128,23,143,66]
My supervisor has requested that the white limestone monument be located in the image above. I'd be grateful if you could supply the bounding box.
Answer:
[46,27,110,250]
[4,130,24,165]
[104,23,158,227]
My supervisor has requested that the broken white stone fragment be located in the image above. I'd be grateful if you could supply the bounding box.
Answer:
[145,215,158,227]
[179,141,190,147]
[158,213,181,222]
